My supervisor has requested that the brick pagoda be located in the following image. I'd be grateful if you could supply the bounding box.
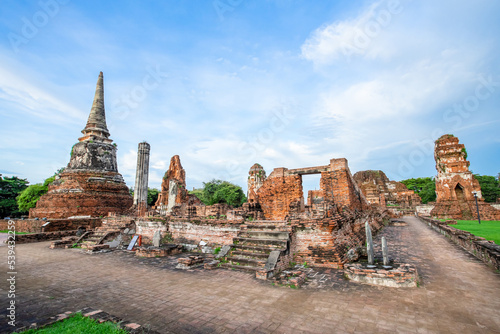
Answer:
[30,72,133,219]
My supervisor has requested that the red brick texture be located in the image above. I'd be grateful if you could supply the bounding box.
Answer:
[30,171,132,219]
[430,135,500,219]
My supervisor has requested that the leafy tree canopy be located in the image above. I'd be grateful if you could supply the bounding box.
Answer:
[16,171,60,214]
[0,175,29,218]
[474,174,500,203]
[400,177,436,204]
[147,188,160,206]
[190,179,247,207]
[128,188,161,206]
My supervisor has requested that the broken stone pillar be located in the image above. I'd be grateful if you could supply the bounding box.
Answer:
[365,221,374,266]
[152,230,161,247]
[133,142,150,215]
[382,236,388,266]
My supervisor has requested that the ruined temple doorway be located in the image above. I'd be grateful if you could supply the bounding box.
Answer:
[302,174,321,207]
[455,184,465,201]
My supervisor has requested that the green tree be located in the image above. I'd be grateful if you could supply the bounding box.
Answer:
[191,179,247,207]
[147,188,160,206]
[16,175,56,214]
[474,174,500,203]
[400,177,436,204]
[0,175,29,217]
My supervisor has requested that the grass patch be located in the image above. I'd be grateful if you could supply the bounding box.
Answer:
[0,230,33,235]
[20,313,127,334]
[446,220,500,245]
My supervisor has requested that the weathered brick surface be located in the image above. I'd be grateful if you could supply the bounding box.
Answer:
[169,219,240,247]
[353,170,421,208]
[256,172,303,220]
[430,134,500,219]
[291,211,386,268]
[345,263,418,288]
[7,230,78,244]
[155,155,201,214]
[0,218,102,233]
[30,171,132,219]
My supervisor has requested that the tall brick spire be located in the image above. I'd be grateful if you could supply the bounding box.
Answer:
[79,71,111,143]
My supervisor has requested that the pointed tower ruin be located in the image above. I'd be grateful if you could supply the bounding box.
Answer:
[430,134,500,220]
[30,72,133,219]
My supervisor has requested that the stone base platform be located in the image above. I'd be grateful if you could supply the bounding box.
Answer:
[345,263,418,288]
[135,245,183,258]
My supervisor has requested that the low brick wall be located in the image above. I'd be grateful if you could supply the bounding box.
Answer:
[0,218,102,233]
[7,230,78,244]
[135,220,168,244]
[169,219,241,248]
[418,215,500,271]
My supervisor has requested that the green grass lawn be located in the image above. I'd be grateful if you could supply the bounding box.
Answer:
[20,313,127,334]
[0,230,33,234]
[444,220,500,245]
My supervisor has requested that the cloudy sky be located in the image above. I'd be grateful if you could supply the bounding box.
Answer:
[0,0,499,195]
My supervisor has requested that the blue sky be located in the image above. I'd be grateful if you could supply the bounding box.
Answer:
[0,0,499,195]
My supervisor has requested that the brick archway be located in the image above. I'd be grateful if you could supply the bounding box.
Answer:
[454,183,465,201]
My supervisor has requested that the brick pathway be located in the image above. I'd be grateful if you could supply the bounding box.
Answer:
[1,216,500,333]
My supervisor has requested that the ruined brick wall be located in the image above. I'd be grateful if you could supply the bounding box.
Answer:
[291,211,386,268]
[353,170,421,208]
[30,171,132,219]
[8,230,78,244]
[320,169,368,212]
[0,218,102,233]
[135,219,169,244]
[431,134,500,219]
[168,219,240,248]
[155,155,201,215]
[256,169,303,220]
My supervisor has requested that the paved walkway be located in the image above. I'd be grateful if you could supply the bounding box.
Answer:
[1,216,499,333]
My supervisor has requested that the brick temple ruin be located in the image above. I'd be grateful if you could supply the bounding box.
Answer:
[20,71,396,278]
[30,72,132,219]
[429,134,500,220]
[353,170,421,216]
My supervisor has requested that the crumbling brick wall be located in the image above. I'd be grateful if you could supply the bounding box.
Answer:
[256,169,303,220]
[291,210,386,268]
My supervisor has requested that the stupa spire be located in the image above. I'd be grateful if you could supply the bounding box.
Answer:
[79,71,111,142]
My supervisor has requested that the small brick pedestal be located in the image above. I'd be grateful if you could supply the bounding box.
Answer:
[345,263,418,288]
[135,245,183,258]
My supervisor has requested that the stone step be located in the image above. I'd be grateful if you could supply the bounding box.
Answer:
[230,251,269,259]
[249,220,287,224]
[233,237,287,248]
[226,256,265,267]
[239,231,290,240]
[232,244,285,254]
[219,263,261,272]
[244,224,290,231]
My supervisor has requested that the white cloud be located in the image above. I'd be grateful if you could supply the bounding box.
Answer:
[301,1,395,65]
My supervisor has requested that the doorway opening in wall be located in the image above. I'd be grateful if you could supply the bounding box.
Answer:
[455,183,465,201]
[301,174,322,207]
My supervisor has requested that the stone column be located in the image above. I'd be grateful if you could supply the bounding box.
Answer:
[133,142,150,210]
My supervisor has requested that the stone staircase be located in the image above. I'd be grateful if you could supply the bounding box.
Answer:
[220,220,291,275]
[77,218,132,249]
